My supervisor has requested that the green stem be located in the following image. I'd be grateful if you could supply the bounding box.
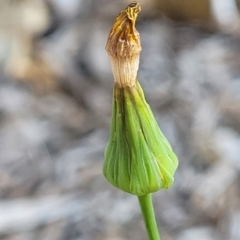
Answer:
[138,194,161,240]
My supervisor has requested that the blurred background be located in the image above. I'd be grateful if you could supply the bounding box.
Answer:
[0,0,240,239]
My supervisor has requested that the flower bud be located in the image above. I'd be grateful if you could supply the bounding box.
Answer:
[103,2,178,196]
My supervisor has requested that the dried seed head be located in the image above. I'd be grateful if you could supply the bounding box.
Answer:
[106,1,142,87]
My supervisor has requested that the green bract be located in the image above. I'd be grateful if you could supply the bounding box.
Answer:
[103,81,178,196]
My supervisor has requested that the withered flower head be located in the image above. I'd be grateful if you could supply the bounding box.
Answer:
[104,2,178,196]
[106,1,142,87]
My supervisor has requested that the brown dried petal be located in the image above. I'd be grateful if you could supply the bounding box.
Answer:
[106,1,142,87]
[106,1,141,59]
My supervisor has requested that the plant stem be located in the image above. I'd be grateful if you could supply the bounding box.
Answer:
[138,194,161,240]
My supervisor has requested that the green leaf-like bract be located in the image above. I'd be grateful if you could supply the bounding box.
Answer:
[103,81,178,196]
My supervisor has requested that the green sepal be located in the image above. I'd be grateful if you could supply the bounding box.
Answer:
[103,81,178,196]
